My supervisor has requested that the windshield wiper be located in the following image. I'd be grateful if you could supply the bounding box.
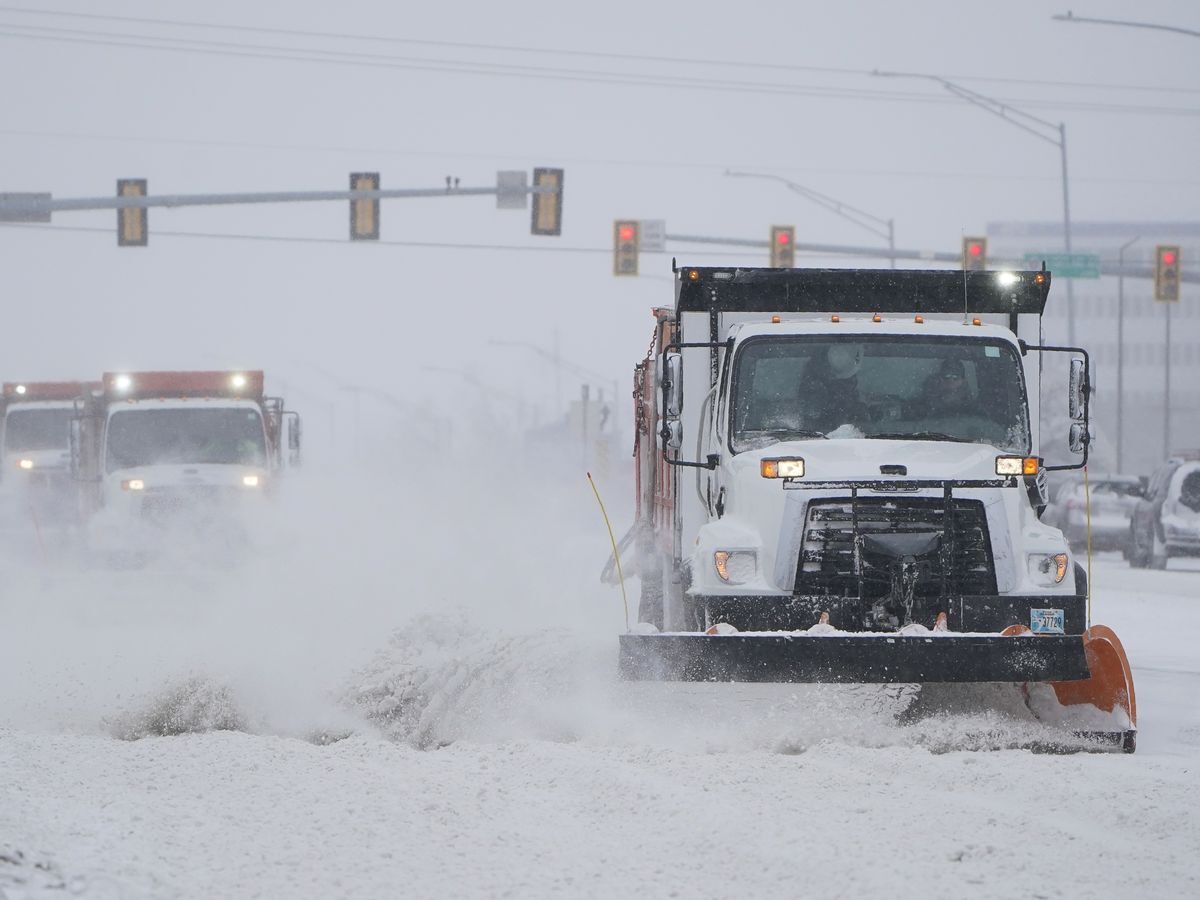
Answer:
[868,431,970,443]
[743,429,829,440]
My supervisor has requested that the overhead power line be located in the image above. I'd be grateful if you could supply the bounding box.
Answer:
[1,4,1195,97]
[0,22,1196,117]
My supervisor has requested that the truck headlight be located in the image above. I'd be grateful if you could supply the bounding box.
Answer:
[242,474,262,488]
[17,458,34,470]
[121,479,145,491]
[1028,553,1069,585]
[715,550,756,585]
[996,456,1039,476]
[761,458,805,479]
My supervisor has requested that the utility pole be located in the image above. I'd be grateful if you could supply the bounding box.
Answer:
[724,170,896,268]
[872,70,1076,343]
[1116,236,1140,471]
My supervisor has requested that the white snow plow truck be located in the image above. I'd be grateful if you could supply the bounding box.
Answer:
[1,380,96,528]
[621,265,1136,752]
[72,370,301,557]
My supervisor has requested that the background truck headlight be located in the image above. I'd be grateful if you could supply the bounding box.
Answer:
[1028,553,1069,586]
[714,550,757,585]
[242,474,262,488]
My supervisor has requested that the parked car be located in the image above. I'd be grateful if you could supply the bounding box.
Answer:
[1129,454,1200,569]
[1043,474,1144,555]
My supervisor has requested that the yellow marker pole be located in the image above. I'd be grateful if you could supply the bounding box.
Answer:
[1083,464,1094,623]
[587,471,629,632]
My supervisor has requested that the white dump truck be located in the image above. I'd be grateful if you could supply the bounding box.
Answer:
[621,266,1136,751]
[1,380,95,530]
[72,370,300,558]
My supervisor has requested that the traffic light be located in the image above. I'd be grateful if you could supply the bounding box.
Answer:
[531,167,564,236]
[963,236,987,271]
[117,179,147,247]
[1155,244,1181,302]
[349,172,380,241]
[770,225,795,268]
[613,220,639,276]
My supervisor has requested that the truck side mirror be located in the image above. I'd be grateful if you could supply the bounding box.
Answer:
[1068,422,1088,454]
[661,419,683,451]
[1068,358,1087,421]
[663,352,683,419]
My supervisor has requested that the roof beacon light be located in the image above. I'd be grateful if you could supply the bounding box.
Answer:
[230,373,248,390]
[14,384,26,395]
[996,271,1019,287]
[114,374,133,392]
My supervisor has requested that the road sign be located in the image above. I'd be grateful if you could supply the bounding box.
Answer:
[1022,253,1100,279]
[0,193,50,222]
[496,171,527,209]
[639,219,666,253]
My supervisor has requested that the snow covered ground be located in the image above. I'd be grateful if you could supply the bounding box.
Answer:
[2,469,1198,898]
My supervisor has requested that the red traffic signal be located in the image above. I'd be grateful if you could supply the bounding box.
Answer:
[962,236,987,271]
[769,225,795,267]
[613,219,639,277]
[1155,244,1181,302]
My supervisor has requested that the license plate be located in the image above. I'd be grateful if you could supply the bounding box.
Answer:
[1030,608,1065,634]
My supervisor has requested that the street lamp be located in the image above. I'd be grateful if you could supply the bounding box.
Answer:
[724,170,897,268]
[1053,11,1200,39]
[872,69,1077,344]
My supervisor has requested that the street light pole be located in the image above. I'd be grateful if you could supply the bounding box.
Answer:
[725,170,898,268]
[1116,236,1140,471]
[872,70,1076,342]
[1052,11,1200,39]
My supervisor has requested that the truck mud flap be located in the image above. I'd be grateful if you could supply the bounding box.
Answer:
[618,633,1090,684]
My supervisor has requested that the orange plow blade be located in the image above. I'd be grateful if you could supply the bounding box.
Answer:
[996,623,1137,753]
[1050,625,1137,747]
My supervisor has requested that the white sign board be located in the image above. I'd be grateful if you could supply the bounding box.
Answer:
[640,219,666,253]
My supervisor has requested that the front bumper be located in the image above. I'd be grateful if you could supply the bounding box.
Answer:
[700,593,1086,635]
[618,632,1090,684]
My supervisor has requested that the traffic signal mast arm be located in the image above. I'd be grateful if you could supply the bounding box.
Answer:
[0,182,561,215]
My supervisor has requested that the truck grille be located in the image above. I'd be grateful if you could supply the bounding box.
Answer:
[795,497,996,600]
[140,486,239,519]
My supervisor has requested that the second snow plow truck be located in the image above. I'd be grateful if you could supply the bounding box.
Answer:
[72,370,301,560]
[621,265,1136,752]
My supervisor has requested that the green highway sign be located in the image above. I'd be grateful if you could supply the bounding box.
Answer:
[1023,252,1101,279]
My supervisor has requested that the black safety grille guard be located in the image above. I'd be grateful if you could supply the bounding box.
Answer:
[788,480,1012,611]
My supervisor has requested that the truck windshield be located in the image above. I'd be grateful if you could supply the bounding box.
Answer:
[4,409,73,451]
[730,335,1030,454]
[106,408,267,472]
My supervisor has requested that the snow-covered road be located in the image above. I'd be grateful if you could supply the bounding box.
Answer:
[2,517,1198,899]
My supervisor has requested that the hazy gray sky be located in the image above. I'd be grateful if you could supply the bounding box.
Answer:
[1,0,1196,418]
